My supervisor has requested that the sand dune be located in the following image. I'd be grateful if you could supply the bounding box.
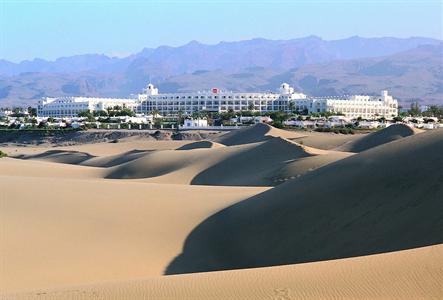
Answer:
[190,137,315,186]
[8,133,345,186]
[61,140,196,155]
[289,131,363,150]
[270,151,354,184]
[176,140,225,150]
[0,157,105,179]
[2,140,194,158]
[336,123,418,152]
[166,129,443,274]
[0,175,267,292]
[15,149,151,168]
[106,137,319,186]
[4,245,442,300]
[16,149,95,164]
[80,150,152,167]
[1,124,439,298]
[214,123,304,146]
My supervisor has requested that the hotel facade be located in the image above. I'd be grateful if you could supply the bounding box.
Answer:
[294,90,398,119]
[37,83,398,119]
[137,83,307,115]
[37,96,139,118]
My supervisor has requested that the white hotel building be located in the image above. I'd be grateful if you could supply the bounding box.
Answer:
[294,90,398,118]
[37,83,398,119]
[138,83,307,115]
[37,96,139,118]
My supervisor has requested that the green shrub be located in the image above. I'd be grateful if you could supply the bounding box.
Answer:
[315,127,354,134]
[0,150,7,158]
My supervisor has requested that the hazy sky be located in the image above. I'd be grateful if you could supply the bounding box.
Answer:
[1,0,442,62]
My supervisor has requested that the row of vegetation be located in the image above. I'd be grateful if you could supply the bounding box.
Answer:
[77,105,136,121]
[3,102,442,132]
[314,127,356,134]
[402,103,443,119]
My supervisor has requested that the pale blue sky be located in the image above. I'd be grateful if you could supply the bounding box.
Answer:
[1,0,442,62]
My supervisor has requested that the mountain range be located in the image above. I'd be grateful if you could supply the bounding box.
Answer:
[0,36,442,107]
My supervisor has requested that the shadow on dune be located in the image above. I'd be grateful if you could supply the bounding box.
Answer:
[16,149,151,168]
[191,137,312,186]
[214,123,275,146]
[17,149,95,164]
[82,149,151,167]
[165,129,443,275]
[336,124,417,152]
[105,136,317,186]
[176,141,220,150]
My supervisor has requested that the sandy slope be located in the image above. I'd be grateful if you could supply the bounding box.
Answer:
[270,150,353,184]
[1,124,440,299]
[7,134,350,186]
[166,129,443,274]
[1,140,194,157]
[289,131,363,150]
[0,157,104,179]
[176,140,225,150]
[0,175,267,292]
[4,245,442,300]
[214,123,305,146]
[106,137,316,186]
[16,149,152,168]
[335,123,418,152]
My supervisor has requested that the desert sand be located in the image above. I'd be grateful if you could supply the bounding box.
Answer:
[1,123,441,299]
[4,245,442,300]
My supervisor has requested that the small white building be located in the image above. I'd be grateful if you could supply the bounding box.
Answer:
[358,120,381,129]
[183,118,208,127]
[0,109,13,117]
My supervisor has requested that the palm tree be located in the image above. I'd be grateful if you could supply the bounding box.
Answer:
[289,102,295,113]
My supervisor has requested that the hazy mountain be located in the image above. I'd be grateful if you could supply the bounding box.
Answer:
[158,44,443,106]
[0,36,441,107]
[0,36,439,77]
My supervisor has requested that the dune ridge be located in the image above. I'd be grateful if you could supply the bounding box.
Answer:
[6,132,347,186]
[105,137,318,186]
[16,149,151,168]
[166,129,443,274]
[1,123,441,299]
[335,123,418,152]
[176,140,225,150]
[214,123,305,146]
